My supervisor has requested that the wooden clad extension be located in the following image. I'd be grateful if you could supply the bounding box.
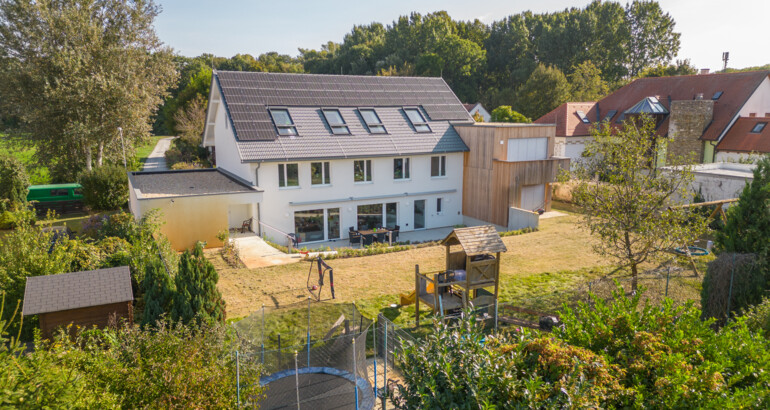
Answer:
[455,123,570,227]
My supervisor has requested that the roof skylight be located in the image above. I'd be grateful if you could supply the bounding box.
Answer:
[603,110,618,122]
[322,109,350,135]
[359,109,386,134]
[269,108,297,136]
[576,110,590,124]
[712,91,724,100]
[751,122,767,133]
[404,108,430,132]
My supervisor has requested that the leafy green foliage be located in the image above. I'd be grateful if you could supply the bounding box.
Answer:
[172,243,226,325]
[568,60,610,101]
[490,106,531,123]
[568,116,707,290]
[164,135,211,169]
[0,203,35,230]
[0,0,177,180]
[0,154,29,205]
[516,64,571,119]
[638,58,698,78]
[141,259,175,328]
[78,166,129,211]
[716,156,770,255]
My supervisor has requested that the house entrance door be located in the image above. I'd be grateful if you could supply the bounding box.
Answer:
[414,200,425,229]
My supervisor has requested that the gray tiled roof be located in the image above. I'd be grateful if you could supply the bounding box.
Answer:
[23,266,133,316]
[236,106,469,162]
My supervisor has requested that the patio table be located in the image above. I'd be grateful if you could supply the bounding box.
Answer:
[357,228,394,246]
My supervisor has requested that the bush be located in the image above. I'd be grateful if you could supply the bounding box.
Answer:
[490,105,532,123]
[0,154,30,205]
[0,204,35,230]
[164,136,210,169]
[701,252,768,323]
[172,242,226,325]
[79,165,128,210]
[716,156,770,255]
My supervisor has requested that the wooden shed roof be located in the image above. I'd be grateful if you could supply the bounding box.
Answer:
[441,225,507,256]
[23,266,133,316]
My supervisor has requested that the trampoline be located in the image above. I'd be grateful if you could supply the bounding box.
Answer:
[260,367,374,409]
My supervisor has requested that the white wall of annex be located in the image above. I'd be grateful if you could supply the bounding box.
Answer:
[213,100,254,184]
[739,77,770,117]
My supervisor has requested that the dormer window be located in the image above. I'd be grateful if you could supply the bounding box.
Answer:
[751,122,767,133]
[269,108,297,136]
[576,110,590,124]
[359,109,386,134]
[322,109,350,135]
[603,110,617,122]
[404,108,430,132]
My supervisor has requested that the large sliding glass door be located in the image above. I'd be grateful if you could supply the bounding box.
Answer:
[357,202,399,230]
[295,207,341,242]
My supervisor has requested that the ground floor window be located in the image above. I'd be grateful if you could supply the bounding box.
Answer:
[294,209,324,242]
[357,202,398,231]
[295,207,341,242]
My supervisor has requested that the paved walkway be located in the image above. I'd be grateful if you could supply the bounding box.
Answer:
[539,210,567,219]
[142,136,175,171]
[234,234,301,269]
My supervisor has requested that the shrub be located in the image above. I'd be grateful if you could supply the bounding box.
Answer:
[0,204,35,230]
[97,236,132,268]
[490,105,532,123]
[79,165,128,210]
[141,258,175,328]
[0,154,30,205]
[164,135,210,169]
[171,242,226,325]
[216,230,241,267]
[716,156,770,255]
[701,252,768,323]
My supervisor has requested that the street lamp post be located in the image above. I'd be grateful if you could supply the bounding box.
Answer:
[117,127,127,170]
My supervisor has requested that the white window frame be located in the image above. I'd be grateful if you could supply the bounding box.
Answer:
[310,161,331,186]
[431,155,446,178]
[436,197,443,215]
[278,163,299,189]
[354,159,372,184]
[393,157,411,180]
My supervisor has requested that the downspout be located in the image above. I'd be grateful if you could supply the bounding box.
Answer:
[254,162,260,187]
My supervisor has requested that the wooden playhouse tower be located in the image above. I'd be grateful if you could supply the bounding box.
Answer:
[415,225,507,326]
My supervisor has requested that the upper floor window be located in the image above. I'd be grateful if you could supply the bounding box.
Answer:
[751,122,767,133]
[354,160,372,183]
[322,109,350,135]
[269,108,297,136]
[431,156,446,177]
[404,108,430,132]
[393,157,410,180]
[311,161,331,185]
[359,109,386,134]
[278,163,299,188]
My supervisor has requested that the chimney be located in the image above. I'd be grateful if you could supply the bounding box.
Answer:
[695,93,704,100]
[700,68,710,75]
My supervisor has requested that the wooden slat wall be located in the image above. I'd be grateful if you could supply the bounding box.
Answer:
[40,302,133,339]
[455,124,567,227]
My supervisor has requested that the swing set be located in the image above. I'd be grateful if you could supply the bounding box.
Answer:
[307,256,335,301]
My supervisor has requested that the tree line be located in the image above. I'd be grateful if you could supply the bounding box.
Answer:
[156,0,689,135]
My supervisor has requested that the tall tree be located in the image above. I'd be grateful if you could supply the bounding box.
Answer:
[715,156,770,255]
[568,116,707,291]
[0,154,29,205]
[569,60,610,102]
[171,242,225,325]
[624,0,681,78]
[516,64,571,119]
[141,258,175,327]
[638,59,697,78]
[490,106,531,123]
[0,0,177,181]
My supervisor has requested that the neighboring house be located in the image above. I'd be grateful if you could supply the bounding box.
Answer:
[535,70,770,165]
[200,71,473,245]
[23,266,134,338]
[453,123,570,229]
[463,103,491,122]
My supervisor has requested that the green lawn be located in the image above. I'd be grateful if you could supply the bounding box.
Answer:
[0,134,169,183]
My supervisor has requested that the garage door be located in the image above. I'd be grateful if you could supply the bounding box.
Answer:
[520,184,545,211]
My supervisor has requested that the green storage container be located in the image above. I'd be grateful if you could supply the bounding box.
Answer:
[27,183,84,215]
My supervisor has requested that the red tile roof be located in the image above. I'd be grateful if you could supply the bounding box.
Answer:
[534,102,597,137]
[463,103,477,112]
[716,117,770,153]
[535,71,770,141]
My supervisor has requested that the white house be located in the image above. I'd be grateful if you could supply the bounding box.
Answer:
[199,71,473,246]
[463,103,491,122]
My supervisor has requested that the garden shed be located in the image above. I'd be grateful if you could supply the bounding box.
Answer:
[22,266,134,338]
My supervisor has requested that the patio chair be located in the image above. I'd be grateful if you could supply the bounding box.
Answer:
[349,226,355,233]
[349,232,361,247]
[361,234,374,246]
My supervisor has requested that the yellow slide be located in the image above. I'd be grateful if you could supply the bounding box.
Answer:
[399,290,416,306]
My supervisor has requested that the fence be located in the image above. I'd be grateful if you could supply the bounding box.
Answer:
[373,314,416,409]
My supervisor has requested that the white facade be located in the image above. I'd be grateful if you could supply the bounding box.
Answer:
[554,136,592,169]
[662,162,754,204]
[737,77,770,118]
[468,103,491,122]
[207,87,465,246]
[714,151,764,163]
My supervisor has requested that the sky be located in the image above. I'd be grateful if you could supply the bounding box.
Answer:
[154,0,770,71]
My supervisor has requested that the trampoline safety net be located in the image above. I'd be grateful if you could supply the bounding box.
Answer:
[234,301,374,409]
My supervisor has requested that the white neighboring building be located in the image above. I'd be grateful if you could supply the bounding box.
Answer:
[201,71,473,246]
[463,103,491,122]
[662,162,754,204]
